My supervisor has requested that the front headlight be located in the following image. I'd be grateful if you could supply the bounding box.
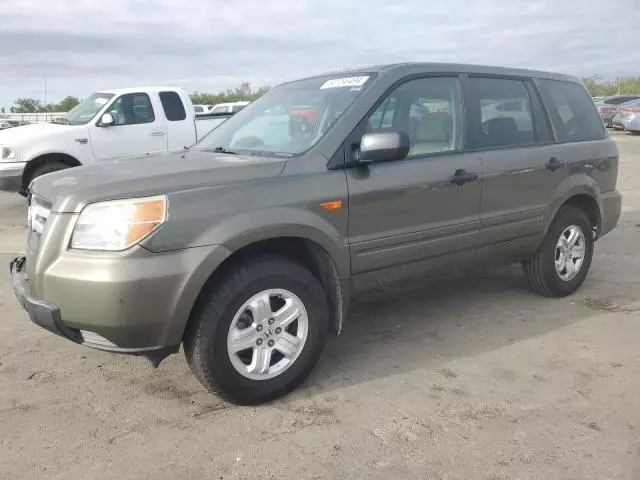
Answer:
[71,195,167,251]
[1,146,16,161]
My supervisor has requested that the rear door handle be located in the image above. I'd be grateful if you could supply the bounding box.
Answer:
[450,169,479,186]
[546,157,565,171]
[151,131,165,137]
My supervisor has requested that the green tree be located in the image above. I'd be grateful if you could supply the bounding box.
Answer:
[52,96,80,112]
[13,97,45,113]
[190,83,270,105]
[582,75,640,97]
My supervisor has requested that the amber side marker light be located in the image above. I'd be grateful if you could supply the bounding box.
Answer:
[320,200,343,210]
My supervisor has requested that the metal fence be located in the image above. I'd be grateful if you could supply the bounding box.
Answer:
[1,112,67,124]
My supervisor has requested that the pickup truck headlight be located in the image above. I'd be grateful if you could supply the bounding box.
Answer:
[71,195,167,251]
[1,146,17,160]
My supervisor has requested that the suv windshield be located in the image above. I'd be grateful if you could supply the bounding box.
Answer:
[193,73,376,157]
[65,93,115,125]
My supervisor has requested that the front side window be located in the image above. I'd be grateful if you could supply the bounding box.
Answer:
[539,79,605,142]
[468,77,535,149]
[364,76,462,157]
[66,93,114,125]
[193,73,376,157]
[106,93,155,126]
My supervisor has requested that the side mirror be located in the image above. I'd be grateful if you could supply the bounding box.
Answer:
[99,113,115,127]
[359,131,410,163]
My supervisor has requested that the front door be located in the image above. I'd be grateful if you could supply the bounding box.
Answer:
[346,76,483,282]
[89,92,167,161]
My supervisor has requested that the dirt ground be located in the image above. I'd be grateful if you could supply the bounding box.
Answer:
[1,131,639,480]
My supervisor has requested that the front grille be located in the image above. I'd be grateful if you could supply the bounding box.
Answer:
[27,194,52,251]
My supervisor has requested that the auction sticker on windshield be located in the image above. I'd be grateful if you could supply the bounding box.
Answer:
[320,76,370,89]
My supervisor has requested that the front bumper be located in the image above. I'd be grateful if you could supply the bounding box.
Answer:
[10,243,232,362]
[10,256,82,343]
[0,162,25,192]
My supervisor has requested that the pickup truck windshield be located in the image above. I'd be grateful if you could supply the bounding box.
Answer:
[65,93,115,125]
[193,73,376,157]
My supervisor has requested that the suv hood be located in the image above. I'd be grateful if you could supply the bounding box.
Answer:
[0,122,75,145]
[32,150,287,213]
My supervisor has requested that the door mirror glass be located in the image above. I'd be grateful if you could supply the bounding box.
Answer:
[359,131,410,163]
[99,113,115,127]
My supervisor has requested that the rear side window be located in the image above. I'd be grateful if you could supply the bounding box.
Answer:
[539,79,605,142]
[605,96,639,105]
[466,77,536,149]
[159,91,187,121]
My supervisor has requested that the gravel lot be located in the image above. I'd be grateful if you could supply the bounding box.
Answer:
[1,131,639,480]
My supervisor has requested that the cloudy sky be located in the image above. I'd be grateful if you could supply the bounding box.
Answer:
[1,0,639,107]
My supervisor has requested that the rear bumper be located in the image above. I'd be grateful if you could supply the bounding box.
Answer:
[0,162,25,192]
[599,190,622,238]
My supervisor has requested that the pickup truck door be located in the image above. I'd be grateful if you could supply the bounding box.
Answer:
[88,92,168,161]
[346,76,483,283]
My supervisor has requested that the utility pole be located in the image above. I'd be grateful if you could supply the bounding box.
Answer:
[44,77,47,112]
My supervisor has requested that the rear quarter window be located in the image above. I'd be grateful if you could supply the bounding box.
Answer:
[538,79,606,142]
[159,91,187,121]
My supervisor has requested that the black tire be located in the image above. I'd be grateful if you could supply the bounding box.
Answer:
[184,255,328,405]
[522,206,594,298]
[22,161,70,196]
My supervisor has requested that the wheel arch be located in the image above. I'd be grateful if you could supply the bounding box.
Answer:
[181,235,350,343]
[545,176,603,239]
[22,153,82,191]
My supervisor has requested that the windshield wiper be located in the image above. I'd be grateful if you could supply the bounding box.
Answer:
[210,146,238,155]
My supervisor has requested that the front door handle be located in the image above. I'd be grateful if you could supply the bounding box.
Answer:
[150,131,165,137]
[546,157,565,171]
[450,169,479,186]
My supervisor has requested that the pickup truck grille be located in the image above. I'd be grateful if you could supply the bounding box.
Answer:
[27,194,52,251]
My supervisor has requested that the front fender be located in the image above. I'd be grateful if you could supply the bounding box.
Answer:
[145,204,350,279]
[22,128,91,164]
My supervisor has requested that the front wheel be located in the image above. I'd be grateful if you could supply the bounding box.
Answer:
[184,255,328,404]
[21,161,70,196]
[522,206,594,297]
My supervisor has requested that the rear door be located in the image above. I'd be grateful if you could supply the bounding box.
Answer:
[465,76,562,259]
[89,92,168,160]
[346,75,483,279]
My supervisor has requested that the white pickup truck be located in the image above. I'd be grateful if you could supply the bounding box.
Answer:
[0,87,231,194]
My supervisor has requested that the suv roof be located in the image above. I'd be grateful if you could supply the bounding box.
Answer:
[282,62,581,86]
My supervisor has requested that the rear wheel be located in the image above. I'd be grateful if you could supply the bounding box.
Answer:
[184,255,328,404]
[522,206,594,297]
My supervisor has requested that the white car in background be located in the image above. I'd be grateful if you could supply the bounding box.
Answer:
[209,101,250,114]
[193,104,213,114]
[0,87,232,194]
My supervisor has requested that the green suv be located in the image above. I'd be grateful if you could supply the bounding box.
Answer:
[10,63,621,404]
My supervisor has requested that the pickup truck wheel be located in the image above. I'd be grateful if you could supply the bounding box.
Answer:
[24,161,70,194]
[522,206,593,297]
[184,255,328,404]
